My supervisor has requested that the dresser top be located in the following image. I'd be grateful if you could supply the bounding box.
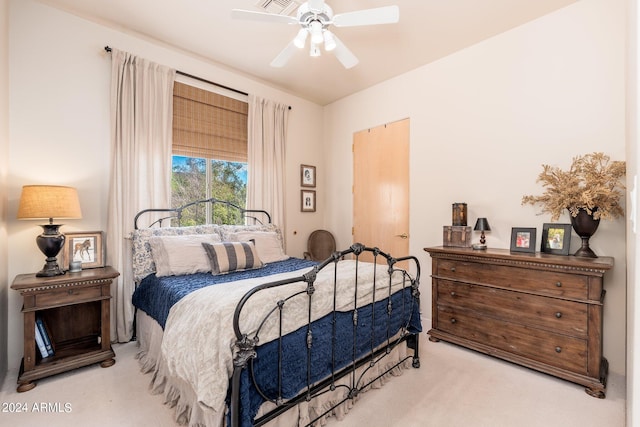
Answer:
[424,246,614,270]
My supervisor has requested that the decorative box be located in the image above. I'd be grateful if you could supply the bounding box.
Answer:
[443,226,472,247]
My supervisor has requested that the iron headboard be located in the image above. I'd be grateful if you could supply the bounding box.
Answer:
[133,198,271,229]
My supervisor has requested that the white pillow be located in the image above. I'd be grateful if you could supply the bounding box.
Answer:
[149,234,222,277]
[227,231,288,264]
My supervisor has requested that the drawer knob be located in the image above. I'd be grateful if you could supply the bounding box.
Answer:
[555,312,562,319]
[555,346,562,353]
[450,291,457,297]
[450,267,456,272]
[67,289,74,295]
[450,318,457,324]
[555,281,562,287]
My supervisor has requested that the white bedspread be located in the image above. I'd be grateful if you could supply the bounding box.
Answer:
[161,260,408,423]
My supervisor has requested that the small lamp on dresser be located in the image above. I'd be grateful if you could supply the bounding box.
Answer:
[17,185,82,277]
[472,217,491,250]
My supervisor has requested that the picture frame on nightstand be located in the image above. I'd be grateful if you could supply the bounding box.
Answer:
[61,231,104,270]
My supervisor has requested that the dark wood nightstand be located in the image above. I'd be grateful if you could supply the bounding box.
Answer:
[11,266,120,392]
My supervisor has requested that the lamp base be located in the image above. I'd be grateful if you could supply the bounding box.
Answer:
[472,243,487,250]
[36,258,66,277]
[35,224,66,277]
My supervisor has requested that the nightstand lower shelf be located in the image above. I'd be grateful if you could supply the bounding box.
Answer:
[17,346,115,392]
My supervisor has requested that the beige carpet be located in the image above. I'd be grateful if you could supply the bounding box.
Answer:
[0,333,625,427]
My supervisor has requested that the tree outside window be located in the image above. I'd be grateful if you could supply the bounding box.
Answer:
[171,156,247,225]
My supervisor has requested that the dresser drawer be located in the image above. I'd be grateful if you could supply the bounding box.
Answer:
[437,306,588,374]
[34,285,103,308]
[436,280,588,338]
[435,259,589,300]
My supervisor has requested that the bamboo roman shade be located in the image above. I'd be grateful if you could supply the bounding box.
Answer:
[173,82,248,162]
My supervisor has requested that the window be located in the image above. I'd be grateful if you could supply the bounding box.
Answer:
[171,82,249,225]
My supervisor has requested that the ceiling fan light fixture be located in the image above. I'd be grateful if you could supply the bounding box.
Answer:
[309,42,321,57]
[293,28,308,48]
[323,30,336,51]
[233,1,401,69]
[309,21,324,45]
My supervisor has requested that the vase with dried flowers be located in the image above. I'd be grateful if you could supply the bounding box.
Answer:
[522,152,626,258]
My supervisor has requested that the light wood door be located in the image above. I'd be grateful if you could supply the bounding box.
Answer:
[353,119,409,262]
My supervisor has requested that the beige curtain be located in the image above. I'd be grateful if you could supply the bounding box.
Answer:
[106,49,176,342]
[246,95,289,230]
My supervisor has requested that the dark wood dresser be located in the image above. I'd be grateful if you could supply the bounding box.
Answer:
[424,246,614,398]
[11,266,119,392]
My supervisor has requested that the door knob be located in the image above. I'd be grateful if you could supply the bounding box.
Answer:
[395,233,408,239]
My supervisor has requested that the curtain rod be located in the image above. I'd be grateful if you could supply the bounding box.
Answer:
[105,46,291,109]
[104,45,250,97]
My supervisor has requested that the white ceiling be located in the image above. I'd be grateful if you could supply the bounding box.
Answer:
[36,0,578,105]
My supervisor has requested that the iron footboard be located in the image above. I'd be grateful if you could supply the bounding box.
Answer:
[230,243,421,427]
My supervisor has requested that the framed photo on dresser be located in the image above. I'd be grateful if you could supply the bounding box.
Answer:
[510,227,536,253]
[540,223,572,255]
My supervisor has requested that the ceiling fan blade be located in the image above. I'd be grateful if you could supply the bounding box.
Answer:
[307,0,326,13]
[332,35,359,69]
[231,9,298,25]
[333,5,399,27]
[270,41,299,68]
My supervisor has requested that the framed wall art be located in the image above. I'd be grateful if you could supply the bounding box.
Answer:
[301,164,316,187]
[510,227,536,253]
[540,223,572,255]
[62,231,105,270]
[301,190,316,212]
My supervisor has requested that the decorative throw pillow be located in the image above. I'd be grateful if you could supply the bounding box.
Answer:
[202,241,263,275]
[226,231,288,264]
[148,234,222,277]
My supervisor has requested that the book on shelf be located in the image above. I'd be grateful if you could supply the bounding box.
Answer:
[34,324,49,359]
[35,316,54,357]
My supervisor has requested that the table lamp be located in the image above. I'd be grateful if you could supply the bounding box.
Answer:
[472,217,491,250]
[17,185,82,277]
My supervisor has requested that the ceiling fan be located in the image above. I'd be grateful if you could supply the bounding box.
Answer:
[231,0,399,69]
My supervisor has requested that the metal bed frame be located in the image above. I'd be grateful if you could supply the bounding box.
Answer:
[134,199,421,427]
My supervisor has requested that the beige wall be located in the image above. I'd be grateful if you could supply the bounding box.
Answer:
[4,0,325,373]
[324,0,628,377]
[628,0,638,424]
[0,0,9,385]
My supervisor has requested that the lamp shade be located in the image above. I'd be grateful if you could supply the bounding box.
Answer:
[17,185,82,220]
[474,217,491,232]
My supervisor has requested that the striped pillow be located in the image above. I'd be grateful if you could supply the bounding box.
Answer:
[202,242,263,275]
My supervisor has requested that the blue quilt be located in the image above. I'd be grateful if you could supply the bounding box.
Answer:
[132,257,318,329]
[236,287,421,427]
